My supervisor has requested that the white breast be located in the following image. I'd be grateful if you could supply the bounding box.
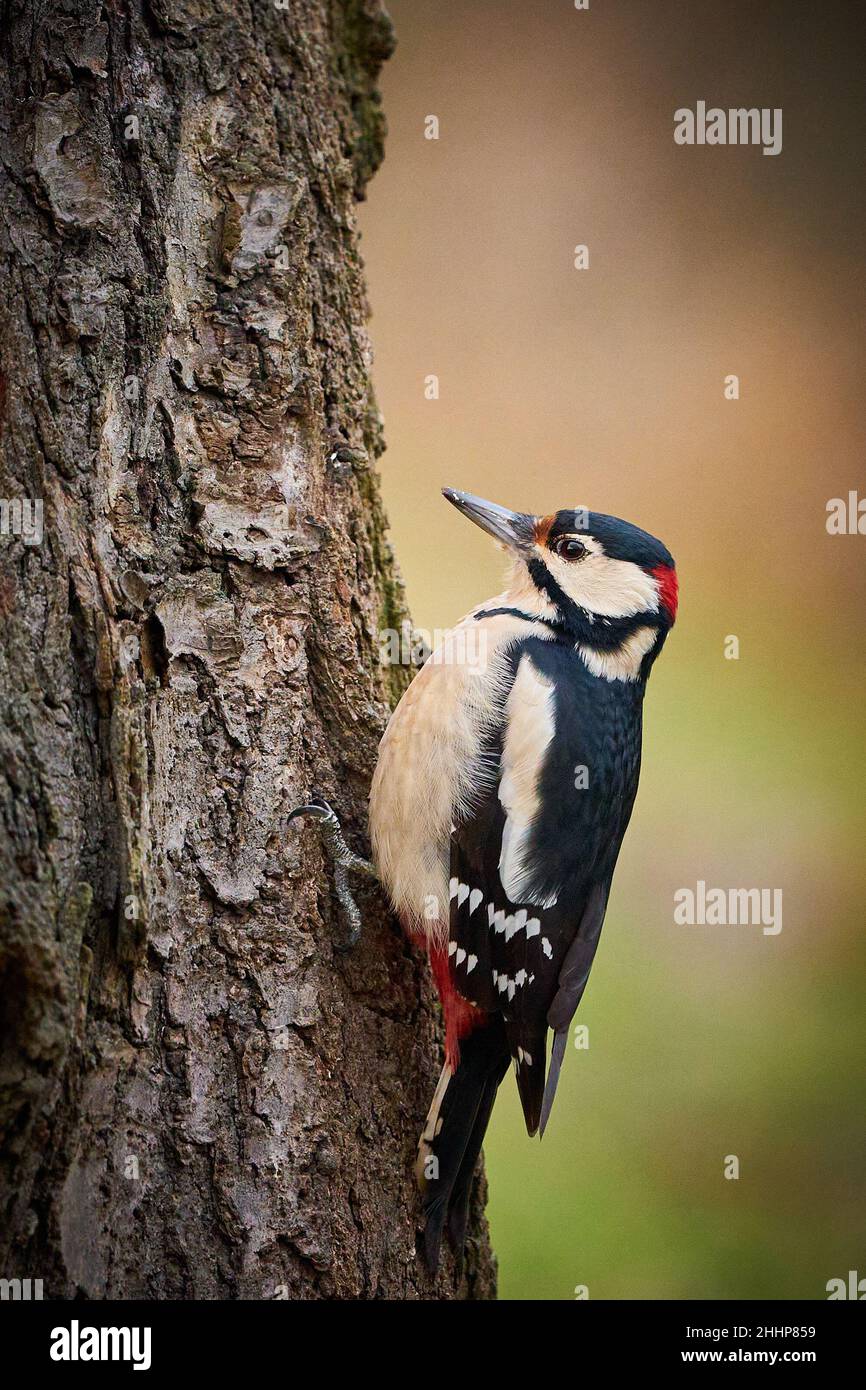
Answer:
[369,604,549,946]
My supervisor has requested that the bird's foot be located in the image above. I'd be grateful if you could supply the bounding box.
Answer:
[287,794,376,949]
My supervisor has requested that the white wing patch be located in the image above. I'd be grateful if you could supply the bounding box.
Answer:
[497,654,558,907]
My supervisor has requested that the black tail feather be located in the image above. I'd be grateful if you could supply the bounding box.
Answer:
[422,1192,450,1275]
[417,1017,509,1273]
[539,1028,568,1137]
[509,1029,548,1137]
[446,1053,509,1260]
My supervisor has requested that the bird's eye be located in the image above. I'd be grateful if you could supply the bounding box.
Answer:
[552,536,587,561]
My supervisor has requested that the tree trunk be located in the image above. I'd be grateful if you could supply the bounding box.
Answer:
[0,0,496,1300]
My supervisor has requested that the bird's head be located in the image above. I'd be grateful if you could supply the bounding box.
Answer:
[443,488,677,667]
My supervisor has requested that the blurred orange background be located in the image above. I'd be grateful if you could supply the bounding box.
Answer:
[359,0,866,1299]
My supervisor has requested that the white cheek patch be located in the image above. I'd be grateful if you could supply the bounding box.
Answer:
[578,624,659,682]
[544,546,660,618]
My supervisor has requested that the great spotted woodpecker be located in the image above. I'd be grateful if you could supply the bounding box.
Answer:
[368,489,678,1271]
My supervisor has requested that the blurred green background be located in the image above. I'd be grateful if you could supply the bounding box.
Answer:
[359,0,866,1299]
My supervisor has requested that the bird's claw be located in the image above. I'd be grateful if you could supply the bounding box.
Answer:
[288,794,375,949]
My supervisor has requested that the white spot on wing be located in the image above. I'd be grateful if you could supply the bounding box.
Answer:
[469,888,483,915]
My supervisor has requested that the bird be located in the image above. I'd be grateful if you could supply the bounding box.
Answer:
[367,488,678,1272]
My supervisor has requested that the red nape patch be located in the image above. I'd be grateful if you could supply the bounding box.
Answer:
[651,563,678,621]
[428,944,486,1071]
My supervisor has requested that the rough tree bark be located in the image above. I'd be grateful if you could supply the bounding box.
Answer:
[0,0,497,1299]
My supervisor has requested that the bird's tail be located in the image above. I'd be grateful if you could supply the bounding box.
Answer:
[416,1015,510,1273]
[509,1026,550,1137]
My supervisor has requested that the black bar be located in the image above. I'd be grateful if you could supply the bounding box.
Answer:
[4,1297,859,1375]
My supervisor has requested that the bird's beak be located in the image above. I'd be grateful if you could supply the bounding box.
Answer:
[442,489,534,552]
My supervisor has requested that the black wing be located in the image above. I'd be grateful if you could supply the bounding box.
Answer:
[448,636,643,1133]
